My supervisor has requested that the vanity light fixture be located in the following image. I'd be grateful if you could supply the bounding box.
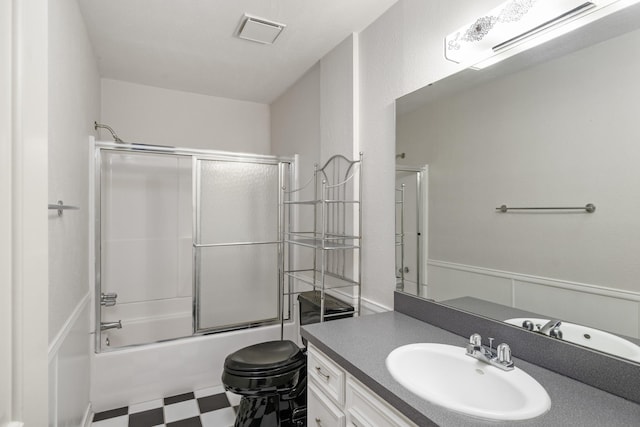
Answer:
[237,14,286,45]
[445,0,639,69]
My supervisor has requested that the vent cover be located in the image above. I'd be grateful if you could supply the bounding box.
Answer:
[237,14,286,44]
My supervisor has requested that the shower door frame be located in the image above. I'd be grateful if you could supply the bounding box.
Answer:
[93,141,292,353]
[395,165,428,296]
[192,156,291,334]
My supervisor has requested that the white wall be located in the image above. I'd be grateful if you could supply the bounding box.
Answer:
[271,35,371,312]
[271,34,359,175]
[271,1,508,310]
[101,79,270,153]
[357,0,504,308]
[271,62,321,180]
[0,0,13,423]
[48,0,101,424]
[320,35,357,162]
[7,0,51,425]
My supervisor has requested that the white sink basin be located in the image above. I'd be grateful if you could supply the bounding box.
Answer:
[505,318,640,362]
[386,343,550,421]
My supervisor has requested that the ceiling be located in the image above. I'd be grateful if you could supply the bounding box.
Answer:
[77,0,398,104]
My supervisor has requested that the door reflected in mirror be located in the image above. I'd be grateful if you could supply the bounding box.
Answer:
[395,167,426,296]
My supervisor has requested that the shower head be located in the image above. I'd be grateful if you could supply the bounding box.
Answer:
[94,121,125,143]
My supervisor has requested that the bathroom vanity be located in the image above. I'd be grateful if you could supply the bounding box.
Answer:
[307,343,416,427]
[301,307,640,426]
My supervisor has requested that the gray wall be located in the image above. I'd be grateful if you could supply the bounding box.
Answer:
[397,27,640,293]
[396,27,640,337]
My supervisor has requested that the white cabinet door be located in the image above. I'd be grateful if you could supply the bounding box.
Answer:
[308,381,346,427]
[308,344,347,406]
[346,377,417,427]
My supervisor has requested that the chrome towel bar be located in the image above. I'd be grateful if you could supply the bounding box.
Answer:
[48,200,79,216]
[496,204,596,213]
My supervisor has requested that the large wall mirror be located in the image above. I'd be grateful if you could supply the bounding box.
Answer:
[395,3,640,364]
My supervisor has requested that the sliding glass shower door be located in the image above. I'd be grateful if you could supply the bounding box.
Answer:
[194,158,284,333]
[95,142,291,352]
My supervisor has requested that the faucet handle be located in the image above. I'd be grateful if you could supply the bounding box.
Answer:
[467,333,483,354]
[550,327,563,339]
[101,292,118,307]
[497,343,513,365]
[522,320,535,331]
[469,333,482,347]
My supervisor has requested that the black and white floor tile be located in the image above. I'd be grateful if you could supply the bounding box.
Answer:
[91,385,242,427]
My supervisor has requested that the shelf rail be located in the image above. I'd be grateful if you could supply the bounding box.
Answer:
[496,203,596,213]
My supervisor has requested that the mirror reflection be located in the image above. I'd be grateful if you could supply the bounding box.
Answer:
[395,7,640,363]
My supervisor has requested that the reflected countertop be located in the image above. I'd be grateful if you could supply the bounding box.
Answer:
[442,296,640,347]
[301,311,640,427]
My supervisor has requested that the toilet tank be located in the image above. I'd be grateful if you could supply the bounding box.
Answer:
[298,291,355,326]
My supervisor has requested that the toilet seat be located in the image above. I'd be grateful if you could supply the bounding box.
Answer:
[224,340,306,377]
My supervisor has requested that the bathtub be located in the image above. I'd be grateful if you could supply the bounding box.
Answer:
[91,320,298,412]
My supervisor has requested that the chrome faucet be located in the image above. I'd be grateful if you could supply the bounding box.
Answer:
[466,333,514,371]
[537,320,562,338]
[522,319,563,339]
[100,320,122,331]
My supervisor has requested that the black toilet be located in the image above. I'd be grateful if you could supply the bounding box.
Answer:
[222,291,354,427]
[222,340,307,427]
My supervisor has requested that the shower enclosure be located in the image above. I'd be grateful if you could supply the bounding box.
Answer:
[94,141,291,352]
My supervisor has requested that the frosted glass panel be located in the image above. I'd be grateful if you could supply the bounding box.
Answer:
[198,160,279,244]
[102,152,181,241]
[100,151,193,349]
[197,244,279,330]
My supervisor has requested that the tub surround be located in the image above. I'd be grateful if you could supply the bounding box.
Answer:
[301,311,640,426]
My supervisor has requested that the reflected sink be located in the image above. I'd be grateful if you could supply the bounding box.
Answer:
[505,318,640,362]
[386,343,550,421]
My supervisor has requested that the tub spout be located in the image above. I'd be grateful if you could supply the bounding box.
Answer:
[100,320,122,331]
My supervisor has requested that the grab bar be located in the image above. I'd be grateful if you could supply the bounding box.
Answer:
[48,200,79,216]
[496,203,595,213]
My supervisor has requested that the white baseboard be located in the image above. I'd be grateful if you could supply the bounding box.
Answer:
[82,404,92,427]
[360,296,391,314]
[427,259,640,302]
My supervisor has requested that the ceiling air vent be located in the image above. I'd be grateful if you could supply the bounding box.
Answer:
[237,14,286,45]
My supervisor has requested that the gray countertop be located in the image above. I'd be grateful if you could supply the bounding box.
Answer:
[301,311,640,427]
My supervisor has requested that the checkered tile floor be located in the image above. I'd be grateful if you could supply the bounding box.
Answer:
[91,385,241,427]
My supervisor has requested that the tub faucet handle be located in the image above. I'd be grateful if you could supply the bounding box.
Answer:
[101,292,118,307]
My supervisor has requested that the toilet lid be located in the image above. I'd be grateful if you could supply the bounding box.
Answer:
[224,340,305,377]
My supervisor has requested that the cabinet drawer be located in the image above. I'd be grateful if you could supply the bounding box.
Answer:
[346,376,416,427]
[308,381,346,427]
[308,344,347,406]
